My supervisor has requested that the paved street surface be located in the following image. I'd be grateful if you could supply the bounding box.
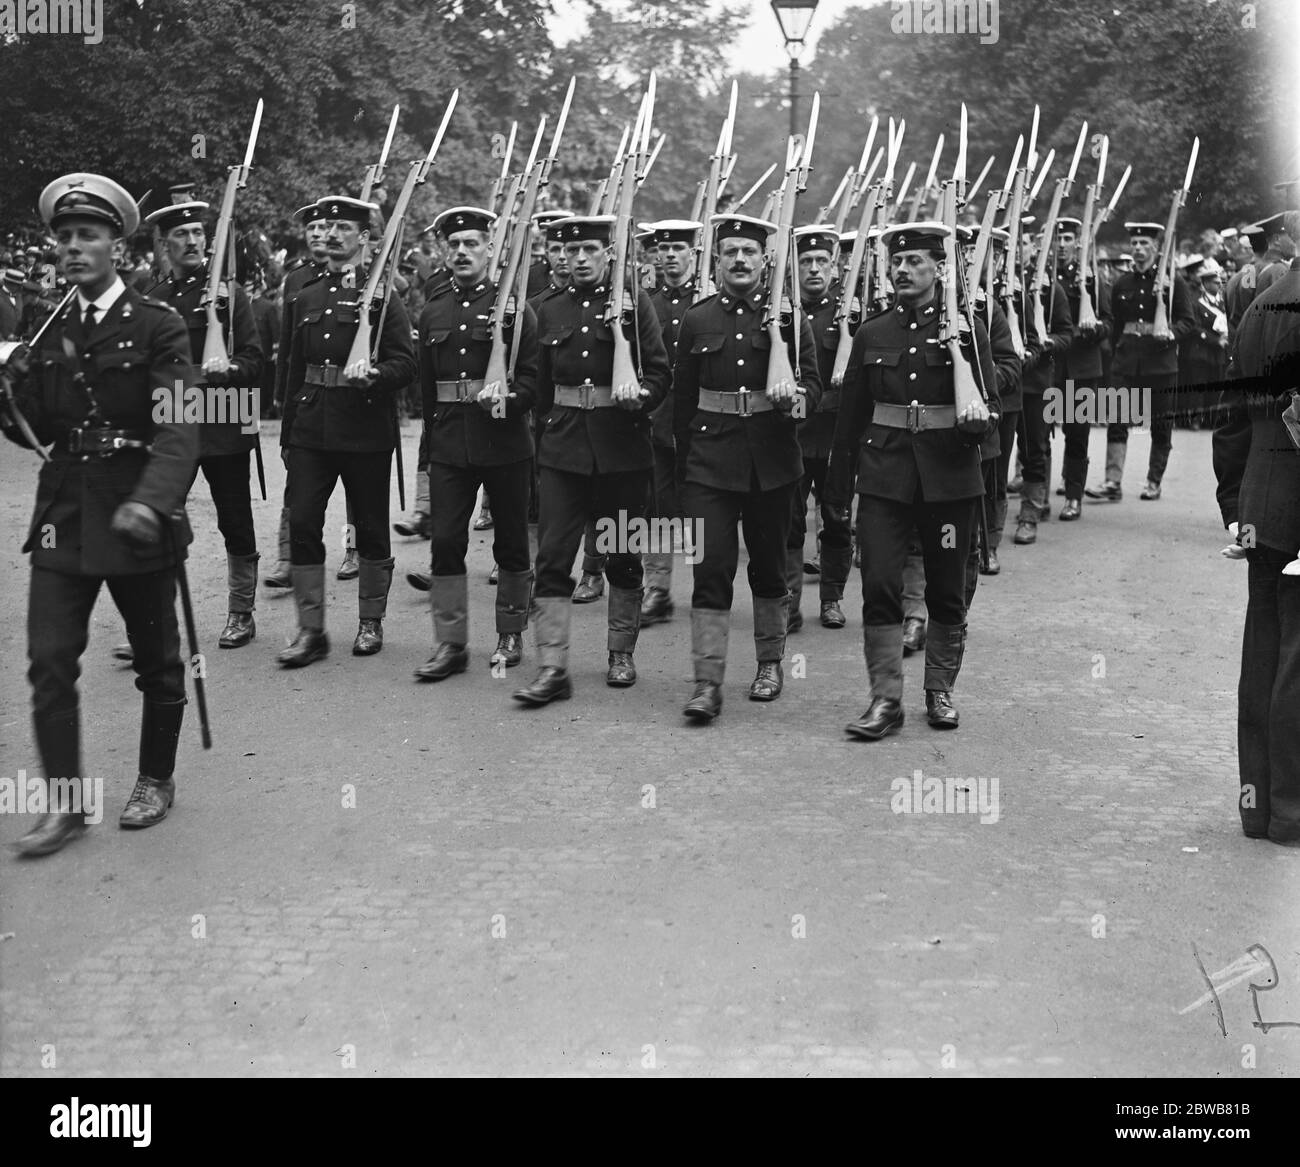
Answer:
[2,422,1298,1077]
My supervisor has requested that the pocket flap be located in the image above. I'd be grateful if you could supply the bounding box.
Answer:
[689,333,725,355]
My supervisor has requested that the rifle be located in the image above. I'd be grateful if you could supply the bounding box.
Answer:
[968,134,1020,300]
[1153,138,1199,340]
[762,91,819,409]
[200,100,262,375]
[198,101,265,498]
[908,134,943,220]
[360,104,401,205]
[830,116,899,387]
[605,73,657,407]
[1028,123,1087,350]
[938,104,990,435]
[695,80,738,303]
[484,76,576,404]
[488,120,518,211]
[343,90,458,384]
[833,117,879,237]
[1074,134,1105,332]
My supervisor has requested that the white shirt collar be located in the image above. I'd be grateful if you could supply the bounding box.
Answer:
[76,275,127,317]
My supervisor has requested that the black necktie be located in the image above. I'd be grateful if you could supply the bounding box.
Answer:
[83,303,97,330]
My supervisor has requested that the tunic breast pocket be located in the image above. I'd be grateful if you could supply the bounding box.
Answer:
[423,328,452,347]
[539,327,574,348]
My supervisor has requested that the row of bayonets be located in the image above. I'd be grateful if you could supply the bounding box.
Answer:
[198,79,1199,399]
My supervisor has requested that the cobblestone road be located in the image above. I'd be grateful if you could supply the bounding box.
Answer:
[2,424,1297,1076]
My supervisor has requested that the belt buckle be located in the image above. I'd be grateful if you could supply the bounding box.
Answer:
[737,390,752,418]
[907,401,922,433]
[323,364,339,387]
[456,377,473,403]
[579,382,595,410]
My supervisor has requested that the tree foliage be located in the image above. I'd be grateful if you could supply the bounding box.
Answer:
[0,0,1285,245]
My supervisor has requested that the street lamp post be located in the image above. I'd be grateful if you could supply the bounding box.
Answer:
[771,0,820,140]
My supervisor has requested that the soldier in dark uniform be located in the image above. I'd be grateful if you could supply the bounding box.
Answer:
[1,267,24,338]
[642,218,702,627]
[828,221,996,740]
[1177,255,1229,424]
[1084,221,1195,502]
[1012,225,1073,544]
[265,204,329,590]
[672,214,822,722]
[786,224,853,632]
[1053,216,1112,522]
[143,201,264,647]
[1213,239,1300,845]
[410,206,539,681]
[277,195,417,666]
[512,215,671,706]
[1,174,197,855]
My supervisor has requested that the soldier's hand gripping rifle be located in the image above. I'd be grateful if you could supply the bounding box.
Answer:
[607,73,657,411]
[694,80,738,303]
[1153,138,1199,343]
[939,105,990,437]
[830,116,896,388]
[482,77,576,411]
[763,91,819,412]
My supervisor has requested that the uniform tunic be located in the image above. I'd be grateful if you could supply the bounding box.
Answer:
[417,277,538,578]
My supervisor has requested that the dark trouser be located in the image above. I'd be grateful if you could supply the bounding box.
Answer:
[645,442,678,592]
[684,476,796,611]
[195,451,256,556]
[429,459,532,575]
[28,566,186,783]
[581,517,607,576]
[1107,372,1176,485]
[1061,384,1093,502]
[858,491,976,627]
[965,459,997,609]
[990,409,1020,548]
[1239,547,1300,842]
[535,466,648,598]
[286,447,393,564]
[789,455,853,601]
[1018,393,1049,484]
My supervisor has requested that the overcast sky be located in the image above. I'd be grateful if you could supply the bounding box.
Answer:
[547,0,873,75]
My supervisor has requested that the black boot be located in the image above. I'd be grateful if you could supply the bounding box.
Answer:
[121,697,184,828]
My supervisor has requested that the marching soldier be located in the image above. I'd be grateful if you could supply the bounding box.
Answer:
[277,195,417,666]
[266,205,329,589]
[672,214,822,722]
[642,218,702,627]
[828,221,996,740]
[143,199,265,647]
[1084,221,1195,502]
[1053,216,1112,522]
[513,214,671,706]
[1,174,197,854]
[411,206,539,681]
[1013,225,1073,544]
[786,224,853,632]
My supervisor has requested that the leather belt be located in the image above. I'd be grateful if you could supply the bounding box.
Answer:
[554,383,615,410]
[872,401,955,432]
[435,378,486,403]
[305,363,344,387]
[55,427,151,457]
[1122,321,1156,337]
[696,388,774,416]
